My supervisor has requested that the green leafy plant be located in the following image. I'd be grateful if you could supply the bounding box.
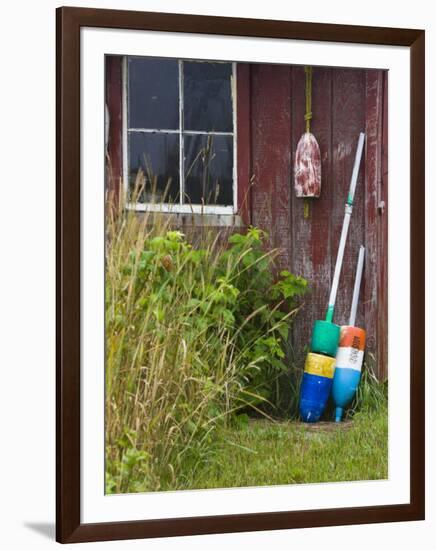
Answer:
[105,182,308,493]
[217,228,308,406]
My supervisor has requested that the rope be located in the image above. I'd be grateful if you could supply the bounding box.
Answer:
[304,66,313,133]
[304,66,313,218]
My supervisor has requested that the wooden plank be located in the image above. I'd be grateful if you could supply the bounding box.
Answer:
[331,70,366,333]
[248,65,386,376]
[105,55,123,203]
[290,66,333,364]
[365,69,384,378]
[250,64,292,271]
[236,64,252,225]
[378,71,389,380]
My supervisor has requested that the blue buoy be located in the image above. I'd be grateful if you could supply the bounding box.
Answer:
[332,364,362,421]
[299,353,335,422]
[332,247,366,422]
[300,373,333,422]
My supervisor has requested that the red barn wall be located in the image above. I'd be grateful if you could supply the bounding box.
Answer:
[249,65,388,379]
[105,58,388,380]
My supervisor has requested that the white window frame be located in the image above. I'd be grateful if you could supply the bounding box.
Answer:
[122,57,238,215]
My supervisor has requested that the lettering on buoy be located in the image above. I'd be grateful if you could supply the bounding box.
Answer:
[332,326,367,422]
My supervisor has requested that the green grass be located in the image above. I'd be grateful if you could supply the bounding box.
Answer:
[184,405,388,490]
[105,176,388,494]
[105,179,309,494]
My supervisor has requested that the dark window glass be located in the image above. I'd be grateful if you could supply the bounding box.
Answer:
[184,134,233,205]
[128,132,180,203]
[128,57,179,130]
[183,62,233,132]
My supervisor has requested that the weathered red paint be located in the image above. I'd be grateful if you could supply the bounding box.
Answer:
[105,56,123,203]
[250,64,292,272]
[294,132,322,197]
[290,66,334,365]
[378,72,388,380]
[251,65,387,379]
[236,64,252,225]
[331,69,366,341]
[105,58,388,379]
[365,70,384,376]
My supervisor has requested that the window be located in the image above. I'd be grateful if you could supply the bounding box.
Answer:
[123,57,236,214]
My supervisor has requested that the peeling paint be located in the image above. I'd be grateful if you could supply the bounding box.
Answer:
[294,132,321,198]
[335,141,353,162]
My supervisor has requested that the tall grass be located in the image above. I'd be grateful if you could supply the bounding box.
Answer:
[105,178,306,493]
[348,353,388,416]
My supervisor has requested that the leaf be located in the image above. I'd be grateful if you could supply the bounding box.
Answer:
[166,230,185,242]
[228,233,245,245]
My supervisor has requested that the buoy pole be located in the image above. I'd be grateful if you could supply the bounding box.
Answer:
[299,132,366,423]
[349,245,365,326]
[326,132,365,323]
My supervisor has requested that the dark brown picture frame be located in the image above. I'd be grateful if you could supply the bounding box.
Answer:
[56,6,425,543]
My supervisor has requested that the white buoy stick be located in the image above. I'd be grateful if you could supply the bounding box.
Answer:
[326,132,365,322]
[348,132,366,206]
[349,246,365,326]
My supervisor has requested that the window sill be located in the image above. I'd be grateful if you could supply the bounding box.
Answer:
[126,203,235,216]
[132,210,245,228]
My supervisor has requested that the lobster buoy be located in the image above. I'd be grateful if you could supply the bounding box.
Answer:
[332,245,367,422]
[298,134,366,423]
[294,132,321,198]
[294,67,321,219]
[299,353,336,423]
[332,326,366,422]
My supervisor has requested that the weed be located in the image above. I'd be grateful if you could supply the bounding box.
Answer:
[105,174,307,493]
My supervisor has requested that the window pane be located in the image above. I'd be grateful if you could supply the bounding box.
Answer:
[128,57,179,130]
[128,132,180,204]
[184,134,233,206]
[183,62,233,132]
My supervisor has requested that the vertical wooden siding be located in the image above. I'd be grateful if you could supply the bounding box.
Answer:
[105,56,123,203]
[105,58,388,379]
[250,64,388,379]
[251,65,292,272]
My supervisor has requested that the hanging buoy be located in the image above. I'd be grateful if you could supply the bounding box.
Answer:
[332,246,366,422]
[294,133,321,198]
[294,67,321,218]
[299,133,366,423]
